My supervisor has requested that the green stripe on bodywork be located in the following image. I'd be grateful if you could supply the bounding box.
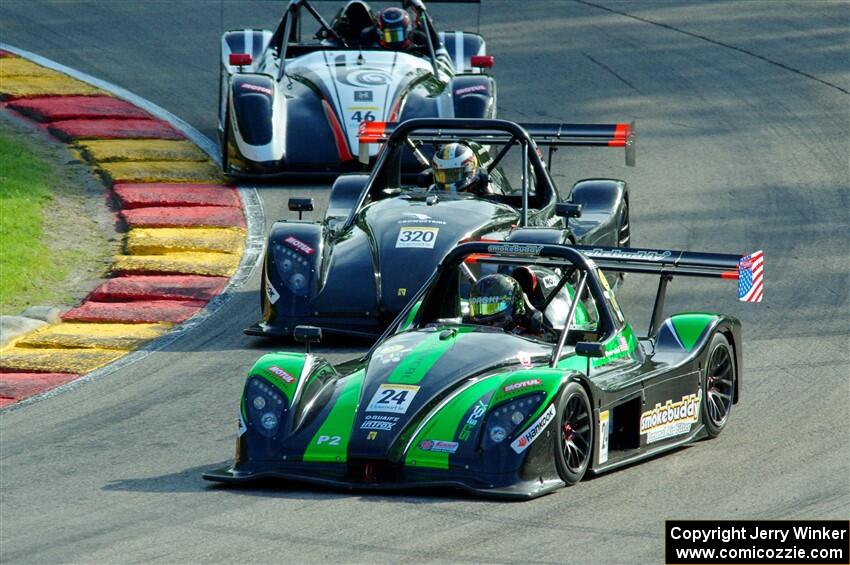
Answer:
[406,370,564,470]
[405,378,502,470]
[248,353,308,402]
[398,300,422,331]
[303,369,365,463]
[387,327,473,384]
[671,314,716,352]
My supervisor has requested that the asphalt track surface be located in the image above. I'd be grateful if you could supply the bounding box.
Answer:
[1,2,848,563]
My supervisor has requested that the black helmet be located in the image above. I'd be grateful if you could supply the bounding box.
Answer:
[469,274,526,329]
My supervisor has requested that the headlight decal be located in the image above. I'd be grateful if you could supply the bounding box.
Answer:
[244,376,288,439]
[271,239,314,297]
[482,392,547,451]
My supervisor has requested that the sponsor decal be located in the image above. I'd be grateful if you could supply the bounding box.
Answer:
[419,440,459,454]
[453,84,488,96]
[639,391,701,444]
[598,410,609,464]
[397,288,407,297]
[585,248,673,261]
[516,351,533,369]
[396,226,439,249]
[373,344,411,364]
[541,274,559,289]
[366,431,378,440]
[316,435,341,445]
[470,294,510,306]
[366,384,420,414]
[398,212,446,226]
[337,67,392,88]
[283,236,315,255]
[241,82,273,96]
[486,243,543,256]
[503,378,542,393]
[354,90,373,102]
[268,365,295,384]
[511,404,556,454]
[265,276,280,305]
[458,400,488,441]
[360,414,399,431]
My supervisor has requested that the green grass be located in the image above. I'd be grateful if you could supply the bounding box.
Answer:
[0,126,66,313]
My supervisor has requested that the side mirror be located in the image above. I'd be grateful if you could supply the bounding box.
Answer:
[470,55,494,69]
[229,53,252,67]
[289,198,314,220]
[293,325,322,353]
[575,341,605,358]
[555,203,582,219]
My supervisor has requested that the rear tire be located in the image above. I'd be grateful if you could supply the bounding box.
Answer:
[554,381,593,486]
[702,333,736,437]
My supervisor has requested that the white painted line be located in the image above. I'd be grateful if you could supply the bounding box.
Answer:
[0,42,266,412]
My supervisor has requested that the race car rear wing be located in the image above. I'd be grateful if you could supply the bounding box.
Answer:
[459,242,763,338]
[574,244,764,336]
[358,119,635,166]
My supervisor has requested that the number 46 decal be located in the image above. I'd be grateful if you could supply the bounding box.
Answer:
[350,110,376,123]
[366,384,420,414]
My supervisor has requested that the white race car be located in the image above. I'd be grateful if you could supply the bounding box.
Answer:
[219,0,495,177]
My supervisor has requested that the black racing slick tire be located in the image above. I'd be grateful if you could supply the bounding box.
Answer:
[554,381,593,486]
[702,333,736,438]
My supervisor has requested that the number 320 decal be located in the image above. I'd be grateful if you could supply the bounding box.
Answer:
[396,226,439,249]
[366,384,420,414]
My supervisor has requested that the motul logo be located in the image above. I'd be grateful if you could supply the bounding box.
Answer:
[241,83,272,96]
[503,378,541,393]
[284,236,315,255]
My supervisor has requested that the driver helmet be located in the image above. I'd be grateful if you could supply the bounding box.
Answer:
[432,142,479,192]
[376,7,412,49]
[469,274,526,330]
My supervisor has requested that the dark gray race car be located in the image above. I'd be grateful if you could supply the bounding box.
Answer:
[246,117,635,339]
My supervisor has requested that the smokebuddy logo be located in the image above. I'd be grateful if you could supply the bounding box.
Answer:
[639,391,701,444]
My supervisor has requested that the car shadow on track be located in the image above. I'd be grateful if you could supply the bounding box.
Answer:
[101,442,699,504]
[102,462,495,504]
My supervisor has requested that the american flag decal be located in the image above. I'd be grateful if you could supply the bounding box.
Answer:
[738,250,764,302]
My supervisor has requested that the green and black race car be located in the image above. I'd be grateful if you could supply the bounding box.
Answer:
[205,241,757,499]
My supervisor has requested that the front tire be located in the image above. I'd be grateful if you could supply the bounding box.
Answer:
[702,333,736,437]
[554,381,593,486]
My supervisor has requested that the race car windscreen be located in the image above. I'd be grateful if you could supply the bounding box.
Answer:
[395,138,539,200]
[418,254,601,345]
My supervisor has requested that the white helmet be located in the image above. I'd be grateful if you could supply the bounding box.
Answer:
[432,142,478,192]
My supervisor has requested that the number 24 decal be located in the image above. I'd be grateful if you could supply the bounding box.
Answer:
[376,388,409,405]
[366,384,420,414]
